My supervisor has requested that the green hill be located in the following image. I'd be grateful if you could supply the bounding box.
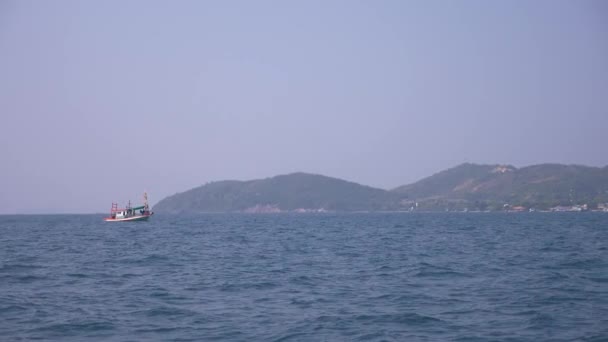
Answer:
[392,163,608,210]
[154,164,608,213]
[154,172,398,213]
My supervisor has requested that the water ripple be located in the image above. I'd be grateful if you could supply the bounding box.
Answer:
[0,213,606,340]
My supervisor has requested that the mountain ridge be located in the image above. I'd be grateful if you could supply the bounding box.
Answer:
[154,163,608,213]
[155,172,399,213]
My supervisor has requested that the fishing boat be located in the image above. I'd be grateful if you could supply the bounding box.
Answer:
[104,192,154,222]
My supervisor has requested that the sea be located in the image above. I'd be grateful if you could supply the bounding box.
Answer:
[0,213,606,341]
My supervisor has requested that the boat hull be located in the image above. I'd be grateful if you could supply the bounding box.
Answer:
[104,215,151,222]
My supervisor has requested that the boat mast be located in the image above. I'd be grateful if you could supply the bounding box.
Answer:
[144,192,149,210]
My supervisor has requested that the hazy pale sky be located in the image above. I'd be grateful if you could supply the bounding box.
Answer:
[1,0,606,213]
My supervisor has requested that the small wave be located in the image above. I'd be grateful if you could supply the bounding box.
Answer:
[528,312,555,327]
[559,258,602,268]
[335,251,362,258]
[355,331,387,340]
[581,334,608,342]
[0,304,28,315]
[141,306,199,317]
[289,297,328,307]
[290,298,313,306]
[66,273,88,278]
[134,326,183,334]
[542,271,569,281]
[453,335,487,342]
[219,281,278,292]
[414,270,471,278]
[289,275,320,286]
[582,276,608,283]
[142,254,170,262]
[354,312,442,325]
[32,321,116,333]
[538,295,588,305]
[121,254,171,266]
[368,293,395,301]
[120,273,141,278]
[272,332,309,342]
[12,275,47,283]
[375,265,393,271]
[539,246,563,252]
[0,264,43,272]
[440,308,483,316]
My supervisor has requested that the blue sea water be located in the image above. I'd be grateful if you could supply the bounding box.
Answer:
[0,213,607,341]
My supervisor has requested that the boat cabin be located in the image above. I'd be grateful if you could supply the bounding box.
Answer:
[105,193,153,222]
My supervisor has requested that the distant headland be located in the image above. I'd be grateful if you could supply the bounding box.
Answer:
[153,163,608,213]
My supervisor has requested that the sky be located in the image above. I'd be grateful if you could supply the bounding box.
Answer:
[0,0,606,213]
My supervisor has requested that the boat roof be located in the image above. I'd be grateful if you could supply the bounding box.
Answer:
[111,205,146,212]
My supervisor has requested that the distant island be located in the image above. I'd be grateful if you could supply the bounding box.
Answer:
[153,163,608,213]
